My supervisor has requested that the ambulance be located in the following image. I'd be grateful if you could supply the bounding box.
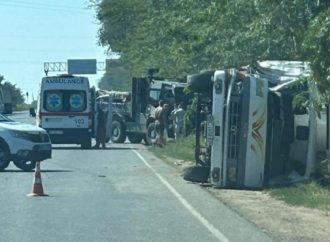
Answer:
[36,74,94,149]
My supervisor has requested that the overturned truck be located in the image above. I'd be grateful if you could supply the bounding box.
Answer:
[187,61,326,188]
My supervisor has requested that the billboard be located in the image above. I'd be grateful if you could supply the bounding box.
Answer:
[67,59,97,74]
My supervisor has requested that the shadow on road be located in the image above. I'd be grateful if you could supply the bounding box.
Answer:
[52,146,138,151]
[1,169,73,173]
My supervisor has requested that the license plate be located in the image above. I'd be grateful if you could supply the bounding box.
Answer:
[38,144,51,150]
[206,115,214,146]
[49,130,63,135]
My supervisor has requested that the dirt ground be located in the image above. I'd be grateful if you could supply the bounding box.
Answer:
[206,188,330,242]
[169,159,330,242]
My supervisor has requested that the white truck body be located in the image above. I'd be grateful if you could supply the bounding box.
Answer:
[208,61,324,188]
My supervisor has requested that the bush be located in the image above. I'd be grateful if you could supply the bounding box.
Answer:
[269,182,330,211]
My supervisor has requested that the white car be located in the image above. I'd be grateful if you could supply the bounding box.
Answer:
[0,114,52,171]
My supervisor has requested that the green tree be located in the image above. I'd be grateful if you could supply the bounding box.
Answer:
[303,6,330,102]
[0,75,25,108]
[98,65,132,91]
[93,0,330,102]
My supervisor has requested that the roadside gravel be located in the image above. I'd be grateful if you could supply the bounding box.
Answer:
[164,157,330,242]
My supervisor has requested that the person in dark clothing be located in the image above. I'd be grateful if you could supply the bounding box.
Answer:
[94,104,108,149]
[29,107,36,118]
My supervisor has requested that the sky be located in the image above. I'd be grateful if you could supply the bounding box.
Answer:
[0,0,109,103]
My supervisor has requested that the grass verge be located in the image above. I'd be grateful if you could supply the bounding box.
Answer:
[149,135,330,211]
[269,182,330,211]
[149,135,195,163]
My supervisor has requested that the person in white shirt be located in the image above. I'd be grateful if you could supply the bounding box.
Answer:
[171,103,185,140]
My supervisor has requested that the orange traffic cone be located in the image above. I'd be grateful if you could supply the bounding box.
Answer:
[27,161,48,197]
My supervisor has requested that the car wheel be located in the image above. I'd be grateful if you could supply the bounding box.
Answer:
[13,160,36,172]
[111,118,126,143]
[145,122,156,145]
[0,144,10,171]
[128,134,143,144]
[187,71,214,93]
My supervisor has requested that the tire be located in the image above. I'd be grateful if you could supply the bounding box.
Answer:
[128,134,143,144]
[145,122,156,145]
[182,166,210,183]
[111,118,126,143]
[81,138,92,149]
[13,160,36,172]
[187,71,214,93]
[0,144,10,171]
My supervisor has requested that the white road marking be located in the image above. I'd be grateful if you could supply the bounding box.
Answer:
[133,150,229,242]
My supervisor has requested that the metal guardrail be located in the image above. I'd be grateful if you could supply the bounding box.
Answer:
[44,61,105,75]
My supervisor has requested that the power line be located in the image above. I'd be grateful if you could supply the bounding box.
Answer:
[0,0,89,10]
[0,1,91,14]
[0,60,40,63]
[0,34,97,40]
[0,48,103,53]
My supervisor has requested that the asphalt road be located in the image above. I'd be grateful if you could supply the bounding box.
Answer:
[0,111,273,242]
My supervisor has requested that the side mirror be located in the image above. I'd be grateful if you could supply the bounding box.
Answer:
[147,68,159,77]
[293,106,307,115]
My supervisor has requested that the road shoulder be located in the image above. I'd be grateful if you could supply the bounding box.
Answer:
[158,154,330,242]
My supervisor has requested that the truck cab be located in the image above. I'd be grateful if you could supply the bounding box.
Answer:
[108,71,188,145]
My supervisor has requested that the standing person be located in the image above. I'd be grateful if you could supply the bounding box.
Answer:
[154,100,165,147]
[162,103,170,144]
[172,103,185,140]
[170,104,179,133]
[93,103,108,149]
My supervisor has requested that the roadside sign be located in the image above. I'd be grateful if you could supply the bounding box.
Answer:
[105,59,122,73]
[67,59,97,74]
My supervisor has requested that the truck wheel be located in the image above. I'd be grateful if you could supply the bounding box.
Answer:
[13,160,36,172]
[81,138,92,149]
[111,119,126,143]
[182,165,210,183]
[145,122,156,145]
[128,134,143,144]
[0,144,10,171]
[187,71,214,93]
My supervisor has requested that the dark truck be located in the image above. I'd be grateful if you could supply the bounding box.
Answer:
[0,86,13,114]
[100,69,188,144]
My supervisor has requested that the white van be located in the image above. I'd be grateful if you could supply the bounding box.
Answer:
[36,74,94,149]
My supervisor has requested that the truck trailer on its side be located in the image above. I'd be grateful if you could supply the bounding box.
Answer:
[187,61,325,189]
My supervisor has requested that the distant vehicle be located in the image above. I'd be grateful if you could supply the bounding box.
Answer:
[0,114,52,171]
[29,107,36,118]
[36,74,94,149]
[0,86,13,114]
